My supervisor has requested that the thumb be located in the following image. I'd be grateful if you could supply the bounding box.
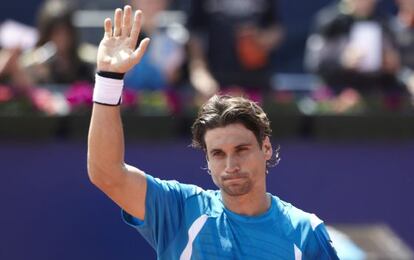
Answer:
[131,38,150,65]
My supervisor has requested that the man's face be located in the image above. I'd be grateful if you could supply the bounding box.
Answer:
[50,24,73,55]
[204,123,272,197]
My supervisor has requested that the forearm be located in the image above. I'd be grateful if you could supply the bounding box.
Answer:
[188,36,209,70]
[88,102,125,186]
[187,36,219,96]
[86,6,151,219]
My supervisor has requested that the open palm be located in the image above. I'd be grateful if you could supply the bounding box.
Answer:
[97,6,150,73]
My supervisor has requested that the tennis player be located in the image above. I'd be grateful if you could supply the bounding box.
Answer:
[88,5,339,259]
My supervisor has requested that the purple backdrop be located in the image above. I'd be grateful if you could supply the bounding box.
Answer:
[1,139,413,259]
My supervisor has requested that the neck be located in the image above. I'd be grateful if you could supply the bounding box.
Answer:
[221,191,270,216]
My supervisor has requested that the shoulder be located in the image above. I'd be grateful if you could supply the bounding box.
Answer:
[146,175,204,197]
[182,188,223,214]
[272,196,337,256]
[272,196,321,234]
[146,175,223,210]
[149,177,223,220]
[272,195,339,258]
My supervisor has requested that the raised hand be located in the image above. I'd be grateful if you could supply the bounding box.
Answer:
[97,5,150,73]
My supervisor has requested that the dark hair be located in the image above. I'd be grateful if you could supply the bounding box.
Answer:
[192,95,272,149]
[36,0,78,53]
[192,95,280,167]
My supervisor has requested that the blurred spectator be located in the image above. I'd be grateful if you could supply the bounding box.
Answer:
[305,0,404,98]
[390,0,414,99]
[125,0,187,91]
[1,0,97,116]
[0,20,37,90]
[0,48,32,90]
[24,0,94,85]
[186,0,284,98]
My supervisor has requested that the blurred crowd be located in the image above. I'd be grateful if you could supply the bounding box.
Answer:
[1,0,414,116]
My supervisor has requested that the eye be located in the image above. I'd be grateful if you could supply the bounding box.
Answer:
[210,150,222,157]
[237,146,249,153]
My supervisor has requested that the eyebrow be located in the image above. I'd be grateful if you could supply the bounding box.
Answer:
[209,148,223,155]
[209,143,253,154]
[235,143,252,149]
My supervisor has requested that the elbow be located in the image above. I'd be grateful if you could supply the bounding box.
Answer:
[87,159,120,190]
[87,160,104,187]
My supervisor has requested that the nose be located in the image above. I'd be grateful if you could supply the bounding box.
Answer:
[225,155,240,174]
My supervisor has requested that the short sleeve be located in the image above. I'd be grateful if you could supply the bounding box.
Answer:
[302,215,339,259]
[283,202,339,259]
[122,174,202,253]
[313,223,340,259]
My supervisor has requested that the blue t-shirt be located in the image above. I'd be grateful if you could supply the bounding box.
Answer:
[122,175,339,259]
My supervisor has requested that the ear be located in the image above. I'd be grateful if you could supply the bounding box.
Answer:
[205,153,211,167]
[262,136,273,161]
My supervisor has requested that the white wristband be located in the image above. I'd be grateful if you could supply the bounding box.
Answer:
[93,74,124,105]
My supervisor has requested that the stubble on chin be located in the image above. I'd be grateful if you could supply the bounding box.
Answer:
[221,178,252,197]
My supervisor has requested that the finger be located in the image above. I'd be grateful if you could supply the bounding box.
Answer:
[122,5,132,38]
[113,8,122,37]
[131,37,150,64]
[129,10,143,49]
[104,18,112,38]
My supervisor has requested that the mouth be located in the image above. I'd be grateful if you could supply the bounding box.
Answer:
[222,173,247,181]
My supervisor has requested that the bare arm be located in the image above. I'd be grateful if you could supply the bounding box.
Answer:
[87,6,150,220]
[0,48,33,90]
[187,35,219,97]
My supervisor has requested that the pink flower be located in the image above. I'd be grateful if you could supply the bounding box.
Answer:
[30,87,55,115]
[122,88,138,107]
[0,85,14,102]
[165,89,180,114]
[312,85,334,101]
[65,81,93,108]
[221,87,263,104]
